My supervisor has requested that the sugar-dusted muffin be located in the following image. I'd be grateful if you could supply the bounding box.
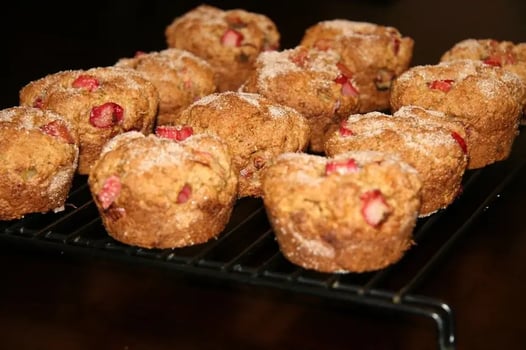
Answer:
[174,91,310,198]
[325,106,468,217]
[440,38,526,118]
[300,19,414,113]
[165,4,280,92]
[88,130,238,249]
[0,106,79,220]
[19,66,159,175]
[240,46,360,153]
[261,150,422,273]
[115,48,216,126]
[390,59,526,169]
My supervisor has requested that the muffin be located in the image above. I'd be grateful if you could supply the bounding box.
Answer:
[19,66,159,175]
[261,150,422,273]
[174,91,310,197]
[300,19,414,113]
[440,38,526,119]
[0,106,79,220]
[88,130,238,249]
[165,4,280,92]
[325,105,468,217]
[240,46,360,153]
[390,59,525,169]
[115,48,217,126]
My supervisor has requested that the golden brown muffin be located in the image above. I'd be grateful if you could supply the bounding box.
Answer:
[0,106,79,220]
[115,48,217,126]
[240,46,360,153]
[390,59,525,169]
[19,66,159,175]
[165,4,280,92]
[174,91,310,198]
[440,38,526,119]
[325,105,468,217]
[261,150,422,273]
[300,19,414,113]
[88,130,238,249]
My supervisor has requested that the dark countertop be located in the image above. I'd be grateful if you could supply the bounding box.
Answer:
[1,1,526,349]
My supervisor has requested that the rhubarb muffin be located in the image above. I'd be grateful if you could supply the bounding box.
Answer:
[115,48,217,126]
[440,38,526,119]
[325,106,468,217]
[240,46,360,153]
[300,19,414,113]
[19,66,159,174]
[174,91,310,198]
[261,150,422,273]
[390,59,525,169]
[165,4,280,92]
[0,106,79,221]
[88,130,238,249]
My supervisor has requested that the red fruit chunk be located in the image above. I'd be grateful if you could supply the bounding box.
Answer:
[428,79,454,92]
[155,125,194,141]
[89,102,124,128]
[98,175,121,210]
[483,53,516,67]
[33,97,43,109]
[360,189,391,227]
[334,63,359,97]
[221,29,243,47]
[134,50,146,57]
[451,131,468,154]
[177,183,192,204]
[339,121,354,137]
[290,48,309,67]
[72,75,100,92]
[325,158,358,176]
[40,120,75,144]
[483,55,502,67]
[341,80,359,97]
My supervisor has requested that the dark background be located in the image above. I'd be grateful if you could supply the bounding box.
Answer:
[1,1,526,349]
[2,0,526,108]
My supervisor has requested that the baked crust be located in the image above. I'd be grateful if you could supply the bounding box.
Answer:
[261,150,422,273]
[0,106,79,220]
[88,132,238,249]
[19,66,159,174]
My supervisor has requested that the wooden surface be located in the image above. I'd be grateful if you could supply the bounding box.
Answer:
[1,1,526,349]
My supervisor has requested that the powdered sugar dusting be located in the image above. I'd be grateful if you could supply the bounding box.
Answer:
[237,92,262,107]
[101,131,145,156]
[286,221,336,258]
[320,19,395,38]
[257,50,302,82]
[476,78,498,99]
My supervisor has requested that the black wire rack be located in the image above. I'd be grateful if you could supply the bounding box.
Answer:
[2,128,526,350]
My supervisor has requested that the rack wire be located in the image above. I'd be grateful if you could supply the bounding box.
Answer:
[2,129,526,350]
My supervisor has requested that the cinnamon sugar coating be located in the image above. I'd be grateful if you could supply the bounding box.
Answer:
[0,106,79,220]
[240,46,360,153]
[261,151,422,273]
[19,66,159,175]
[115,48,216,126]
[165,4,280,92]
[325,106,468,216]
[175,91,310,198]
[300,19,414,113]
[88,132,238,249]
[390,59,525,169]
